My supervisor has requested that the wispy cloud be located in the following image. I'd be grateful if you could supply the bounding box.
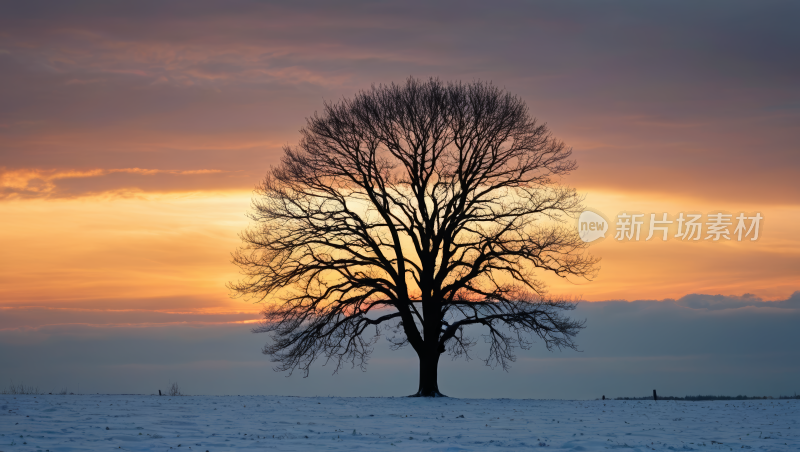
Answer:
[0,167,230,198]
[0,305,261,331]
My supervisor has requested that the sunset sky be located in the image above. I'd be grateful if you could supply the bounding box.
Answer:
[1,1,798,398]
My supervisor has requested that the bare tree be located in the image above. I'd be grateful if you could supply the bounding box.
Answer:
[229,78,598,397]
[167,381,182,397]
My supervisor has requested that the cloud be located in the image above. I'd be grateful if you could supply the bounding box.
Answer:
[1,292,798,398]
[0,167,241,198]
[0,305,260,331]
[675,291,800,310]
[1,0,798,202]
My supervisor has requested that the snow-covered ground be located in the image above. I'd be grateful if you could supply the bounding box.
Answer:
[1,395,797,451]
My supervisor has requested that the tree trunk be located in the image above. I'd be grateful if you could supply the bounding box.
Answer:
[409,349,446,397]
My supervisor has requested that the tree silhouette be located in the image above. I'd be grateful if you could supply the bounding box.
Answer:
[229,78,598,397]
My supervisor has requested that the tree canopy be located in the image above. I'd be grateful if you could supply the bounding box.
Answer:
[229,77,598,396]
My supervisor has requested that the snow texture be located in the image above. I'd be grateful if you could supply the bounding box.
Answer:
[1,395,798,451]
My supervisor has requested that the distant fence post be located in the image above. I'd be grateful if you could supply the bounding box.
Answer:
[653,389,658,401]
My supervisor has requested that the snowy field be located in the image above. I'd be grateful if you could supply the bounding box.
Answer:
[1,395,797,451]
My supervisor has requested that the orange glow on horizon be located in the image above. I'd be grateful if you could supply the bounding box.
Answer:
[1,186,798,330]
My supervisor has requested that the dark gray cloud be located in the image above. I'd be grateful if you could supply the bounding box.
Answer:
[675,292,800,310]
[2,293,798,398]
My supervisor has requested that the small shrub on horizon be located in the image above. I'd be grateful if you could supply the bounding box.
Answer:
[1,381,42,395]
[168,382,182,397]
